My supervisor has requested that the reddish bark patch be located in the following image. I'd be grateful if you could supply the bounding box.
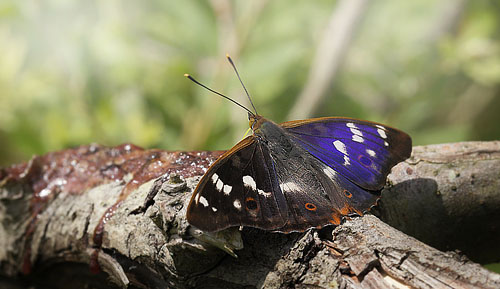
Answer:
[0,144,224,274]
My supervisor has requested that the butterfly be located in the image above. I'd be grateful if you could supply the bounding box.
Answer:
[185,56,412,233]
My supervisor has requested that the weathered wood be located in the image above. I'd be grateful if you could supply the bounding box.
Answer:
[375,141,500,263]
[0,141,499,289]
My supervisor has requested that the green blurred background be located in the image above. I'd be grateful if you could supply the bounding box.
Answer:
[1,0,499,167]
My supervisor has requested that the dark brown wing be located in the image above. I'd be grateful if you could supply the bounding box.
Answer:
[186,136,288,232]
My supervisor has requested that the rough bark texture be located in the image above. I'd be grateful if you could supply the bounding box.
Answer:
[0,141,499,289]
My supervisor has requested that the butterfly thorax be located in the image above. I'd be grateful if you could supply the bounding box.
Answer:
[250,116,297,157]
[250,115,280,140]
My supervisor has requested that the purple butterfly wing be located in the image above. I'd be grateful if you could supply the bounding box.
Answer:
[281,117,412,191]
[270,148,384,232]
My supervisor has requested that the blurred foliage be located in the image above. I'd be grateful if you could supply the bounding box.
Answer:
[0,0,499,167]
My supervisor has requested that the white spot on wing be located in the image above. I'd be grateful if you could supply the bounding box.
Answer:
[216,179,224,192]
[223,184,232,195]
[211,173,219,184]
[211,207,218,212]
[323,166,337,179]
[352,128,363,136]
[384,141,389,146]
[347,122,358,129]
[344,155,350,166]
[280,182,300,192]
[333,140,347,155]
[233,199,242,210]
[352,135,364,143]
[350,128,363,136]
[258,189,272,197]
[199,196,209,207]
[366,149,376,157]
[243,175,257,190]
[377,128,387,139]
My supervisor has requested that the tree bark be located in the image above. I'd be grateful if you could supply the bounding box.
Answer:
[0,141,499,289]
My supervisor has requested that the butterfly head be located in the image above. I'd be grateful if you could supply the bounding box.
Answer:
[248,114,265,133]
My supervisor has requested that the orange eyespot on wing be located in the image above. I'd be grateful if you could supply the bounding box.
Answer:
[304,202,317,211]
[245,197,259,211]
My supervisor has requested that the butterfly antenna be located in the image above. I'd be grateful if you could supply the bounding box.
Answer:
[184,74,255,116]
[226,54,258,115]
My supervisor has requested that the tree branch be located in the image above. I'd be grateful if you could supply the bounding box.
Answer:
[0,141,499,288]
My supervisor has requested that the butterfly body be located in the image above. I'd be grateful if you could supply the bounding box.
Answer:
[187,114,411,233]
